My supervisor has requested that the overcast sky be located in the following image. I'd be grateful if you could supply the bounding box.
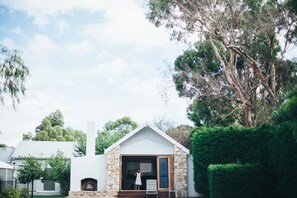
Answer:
[0,0,193,147]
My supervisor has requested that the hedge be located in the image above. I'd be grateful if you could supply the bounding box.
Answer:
[208,163,264,198]
[269,121,297,198]
[191,126,270,196]
[192,122,297,198]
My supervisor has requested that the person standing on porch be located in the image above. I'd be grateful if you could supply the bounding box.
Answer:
[135,169,142,190]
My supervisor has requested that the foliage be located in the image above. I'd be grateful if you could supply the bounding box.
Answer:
[20,187,29,198]
[0,45,29,107]
[147,0,297,127]
[0,187,20,198]
[167,124,193,149]
[287,0,297,37]
[208,163,264,198]
[269,121,297,198]
[17,157,43,198]
[44,152,70,195]
[153,116,175,132]
[102,116,138,135]
[187,96,237,127]
[22,132,33,141]
[270,85,297,125]
[17,157,43,184]
[173,41,238,126]
[74,116,138,156]
[0,143,6,148]
[191,126,270,196]
[23,110,85,142]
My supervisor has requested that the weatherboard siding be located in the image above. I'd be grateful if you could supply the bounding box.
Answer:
[120,127,173,155]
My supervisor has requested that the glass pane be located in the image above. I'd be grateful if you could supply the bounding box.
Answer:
[159,158,168,188]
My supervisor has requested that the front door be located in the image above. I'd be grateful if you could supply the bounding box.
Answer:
[157,156,174,191]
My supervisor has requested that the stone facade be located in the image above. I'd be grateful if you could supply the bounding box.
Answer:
[174,145,188,197]
[68,191,109,198]
[105,145,120,197]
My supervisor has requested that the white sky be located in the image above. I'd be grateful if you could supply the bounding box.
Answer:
[0,0,193,147]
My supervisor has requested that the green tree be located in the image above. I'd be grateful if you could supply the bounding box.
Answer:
[23,110,84,142]
[22,132,33,141]
[103,116,138,135]
[0,143,6,148]
[287,0,297,14]
[147,0,297,127]
[44,151,70,195]
[74,116,138,156]
[46,110,64,127]
[167,124,193,149]
[17,157,42,198]
[271,85,297,124]
[0,45,29,107]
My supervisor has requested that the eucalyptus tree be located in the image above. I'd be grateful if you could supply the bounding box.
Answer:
[23,110,85,141]
[147,0,297,127]
[0,45,29,107]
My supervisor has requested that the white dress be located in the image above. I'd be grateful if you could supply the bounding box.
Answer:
[135,172,142,185]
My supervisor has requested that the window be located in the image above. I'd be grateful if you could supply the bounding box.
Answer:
[43,180,55,191]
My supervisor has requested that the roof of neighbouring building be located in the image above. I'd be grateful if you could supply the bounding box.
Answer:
[0,147,15,163]
[0,161,13,169]
[104,122,190,154]
[12,141,76,159]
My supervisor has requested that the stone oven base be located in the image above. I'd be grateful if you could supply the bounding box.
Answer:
[68,191,118,198]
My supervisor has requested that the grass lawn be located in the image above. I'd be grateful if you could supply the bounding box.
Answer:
[33,196,66,198]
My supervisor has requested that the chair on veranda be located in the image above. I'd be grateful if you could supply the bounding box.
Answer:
[146,179,158,198]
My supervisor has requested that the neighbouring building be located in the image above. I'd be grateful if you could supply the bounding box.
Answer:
[11,141,75,196]
[69,122,200,198]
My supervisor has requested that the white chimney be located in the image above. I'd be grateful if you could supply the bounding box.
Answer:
[86,121,96,156]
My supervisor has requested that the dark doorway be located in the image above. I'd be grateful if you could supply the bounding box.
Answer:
[121,156,157,190]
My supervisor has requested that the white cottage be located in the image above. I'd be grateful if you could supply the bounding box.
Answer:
[69,122,199,198]
[12,141,75,195]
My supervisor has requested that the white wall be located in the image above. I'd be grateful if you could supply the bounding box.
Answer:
[70,155,106,191]
[187,155,202,197]
[120,128,173,155]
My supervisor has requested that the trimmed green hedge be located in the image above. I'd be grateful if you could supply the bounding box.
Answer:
[192,122,297,198]
[269,121,297,198]
[208,163,264,198]
[192,126,270,196]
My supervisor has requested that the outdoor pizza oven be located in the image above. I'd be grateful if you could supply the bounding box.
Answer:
[81,178,97,191]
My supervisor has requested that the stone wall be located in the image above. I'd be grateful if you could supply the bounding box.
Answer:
[69,145,120,198]
[68,191,109,198]
[105,145,120,197]
[174,145,188,197]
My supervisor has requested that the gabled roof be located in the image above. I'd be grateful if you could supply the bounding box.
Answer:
[12,141,76,159]
[0,147,15,163]
[104,122,189,154]
[0,161,13,169]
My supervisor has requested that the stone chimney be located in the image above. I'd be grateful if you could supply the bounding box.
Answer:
[86,121,96,156]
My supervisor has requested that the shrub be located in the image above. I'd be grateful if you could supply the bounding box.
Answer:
[208,163,264,198]
[192,126,270,196]
[20,187,29,198]
[269,121,297,198]
[1,187,20,198]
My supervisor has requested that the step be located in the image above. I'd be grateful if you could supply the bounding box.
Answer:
[118,190,171,198]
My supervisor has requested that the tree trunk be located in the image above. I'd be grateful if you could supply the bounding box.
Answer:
[244,106,253,127]
[31,180,34,198]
